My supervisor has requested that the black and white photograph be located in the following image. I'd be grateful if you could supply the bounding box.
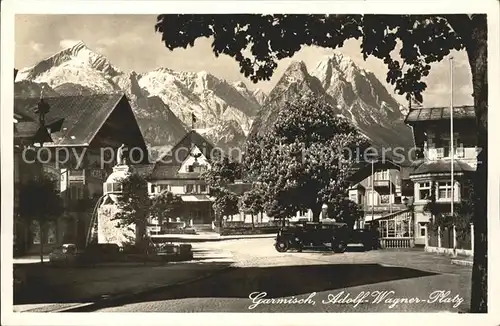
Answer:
[1,1,499,325]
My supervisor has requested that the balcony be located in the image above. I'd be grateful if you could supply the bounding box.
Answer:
[68,170,85,182]
[426,147,477,161]
[362,204,407,213]
[372,180,396,193]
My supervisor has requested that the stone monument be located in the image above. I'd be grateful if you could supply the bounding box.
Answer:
[97,145,136,246]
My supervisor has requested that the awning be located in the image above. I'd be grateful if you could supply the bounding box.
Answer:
[181,195,214,202]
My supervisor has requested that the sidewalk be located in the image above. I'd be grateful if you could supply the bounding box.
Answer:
[13,260,231,312]
[451,255,473,267]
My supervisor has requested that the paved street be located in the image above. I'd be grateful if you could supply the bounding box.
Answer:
[13,246,234,312]
[92,238,471,313]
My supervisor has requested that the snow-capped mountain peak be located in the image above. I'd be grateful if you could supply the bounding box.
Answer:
[250,56,415,154]
[233,81,248,89]
[252,88,267,105]
[16,40,123,93]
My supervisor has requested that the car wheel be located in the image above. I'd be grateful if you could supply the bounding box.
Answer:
[333,241,347,253]
[275,239,289,252]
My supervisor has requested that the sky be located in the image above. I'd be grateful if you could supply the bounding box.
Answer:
[15,14,474,107]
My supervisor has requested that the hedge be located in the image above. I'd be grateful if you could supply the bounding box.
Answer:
[219,226,279,236]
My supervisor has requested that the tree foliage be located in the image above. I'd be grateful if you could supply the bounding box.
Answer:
[213,189,239,220]
[202,156,242,195]
[155,14,488,312]
[426,178,474,243]
[238,186,265,218]
[202,156,242,222]
[327,196,364,229]
[245,96,369,221]
[150,190,184,226]
[156,14,484,103]
[113,174,185,242]
[113,174,150,226]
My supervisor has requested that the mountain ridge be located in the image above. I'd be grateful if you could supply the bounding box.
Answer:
[15,41,412,159]
[15,41,266,151]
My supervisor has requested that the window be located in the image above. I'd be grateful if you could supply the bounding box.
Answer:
[420,225,426,237]
[106,183,122,193]
[185,184,194,193]
[418,182,431,200]
[394,196,402,204]
[69,186,84,200]
[379,220,388,238]
[155,184,170,193]
[199,184,207,193]
[380,195,389,204]
[151,184,157,193]
[437,181,452,200]
[186,165,206,173]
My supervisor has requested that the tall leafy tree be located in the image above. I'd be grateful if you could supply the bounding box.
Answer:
[19,173,64,263]
[202,156,242,224]
[327,195,364,229]
[112,175,184,243]
[202,156,242,194]
[150,190,184,227]
[212,189,240,223]
[113,174,152,244]
[245,96,368,222]
[238,187,265,227]
[155,14,488,311]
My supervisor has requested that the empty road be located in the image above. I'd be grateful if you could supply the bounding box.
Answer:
[90,238,472,313]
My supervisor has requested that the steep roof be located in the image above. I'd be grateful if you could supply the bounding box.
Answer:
[150,130,222,180]
[14,93,128,147]
[410,160,475,176]
[405,105,475,124]
[156,130,220,165]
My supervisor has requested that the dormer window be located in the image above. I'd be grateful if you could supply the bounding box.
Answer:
[186,163,206,173]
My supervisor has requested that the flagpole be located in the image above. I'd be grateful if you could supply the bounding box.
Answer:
[450,57,455,220]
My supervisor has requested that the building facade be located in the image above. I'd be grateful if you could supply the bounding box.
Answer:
[346,159,416,247]
[147,131,216,227]
[14,93,147,254]
[405,105,477,246]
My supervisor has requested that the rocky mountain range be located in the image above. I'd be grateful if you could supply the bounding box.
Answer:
[15,41,413,160]
[15,41,263,153]
[250,53,415,159]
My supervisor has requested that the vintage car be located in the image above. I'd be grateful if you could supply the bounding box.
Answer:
[349,228,380,250]
[274,220,350,253]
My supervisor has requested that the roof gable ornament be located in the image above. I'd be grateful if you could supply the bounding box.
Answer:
[31,85,54,145]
